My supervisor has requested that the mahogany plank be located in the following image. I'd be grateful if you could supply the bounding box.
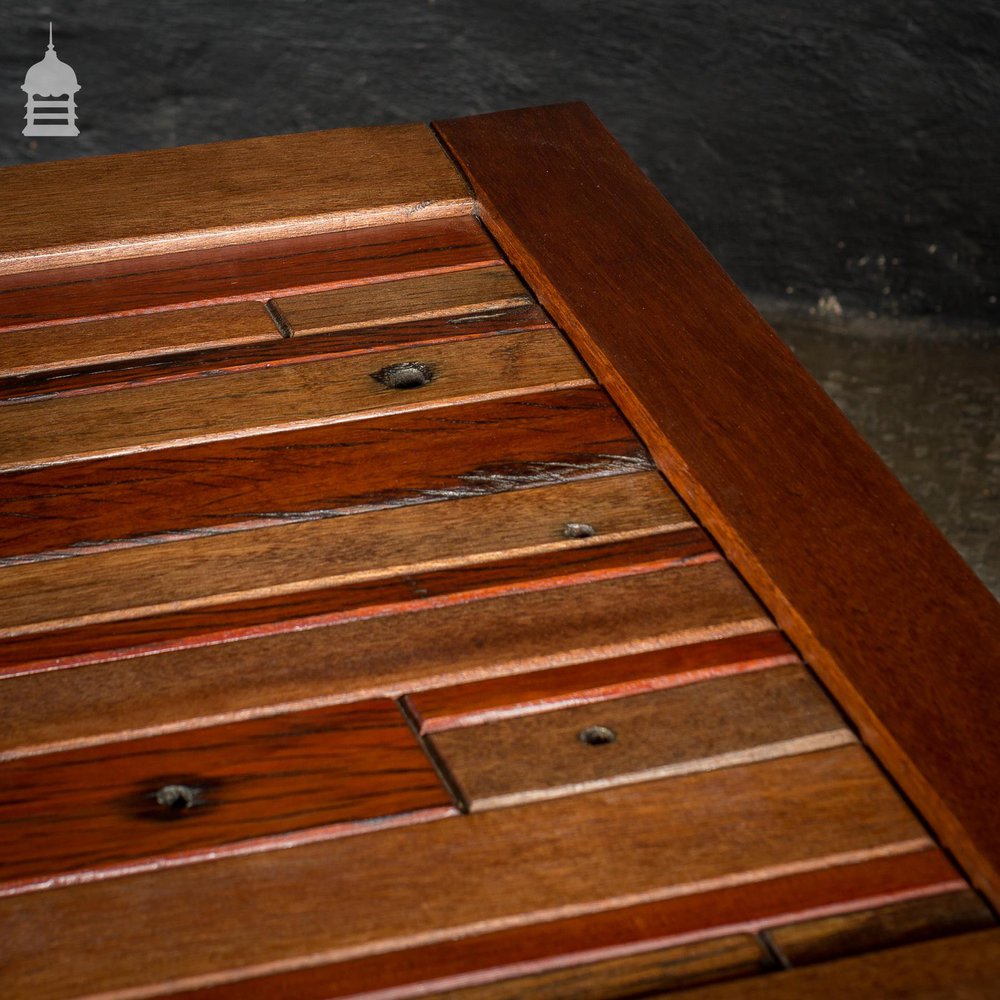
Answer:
[0,561,770,758]
[660,927,1000,999]
[0,214,497,332]
[434,102,1000,904]
[0,328,590,472]
[429,936,771,1000]
[0,529,713,677]
[407,631,798,733]
[0,700,451,894]
[0,472,689,636]
[0,305,551,404]
[429,665,854,811]
[0,386,649,563]
[0,123,472,275]
[271,263,530,336]
[165,849,963,1000]
[0,748,930,999]
[768,890,995,967]
[0,302,280,378]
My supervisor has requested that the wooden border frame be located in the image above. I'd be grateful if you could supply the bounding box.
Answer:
[433,102,1000,905]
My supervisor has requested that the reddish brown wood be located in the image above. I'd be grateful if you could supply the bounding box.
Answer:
[2,562,769,759]
[0,529,712,677]
[0,699,451,894]
[0,123,473,275]
[407,631,797,733]
[0,306,550,404]
[0,216,498,332]
[164,849,961,1000]
[0,386,650,562]
[663,928,1000,999]
[429,664,854,812]
[0,747,929,997]
[767,890,995,968]
[434,102,1000,905]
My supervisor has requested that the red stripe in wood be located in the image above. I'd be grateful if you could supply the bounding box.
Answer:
[165,849,962,1000]
[406,630,799,734]
[0,386,650,563]
[0,216,499,332]
[0,529,712,678]
[0,700,452,895]
[0,306,550,404]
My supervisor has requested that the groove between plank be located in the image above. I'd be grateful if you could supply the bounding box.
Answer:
[0,529,711,678]
[0,385,651,564]
[0,562,771,759]
[0,472,691,637]
[158,848,965,1000]
[0,329,591,472]
[0,748,930,1000]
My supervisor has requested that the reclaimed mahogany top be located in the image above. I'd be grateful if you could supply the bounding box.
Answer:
[0,105,995,999]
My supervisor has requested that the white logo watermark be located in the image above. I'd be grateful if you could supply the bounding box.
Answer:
[22,23,80,137]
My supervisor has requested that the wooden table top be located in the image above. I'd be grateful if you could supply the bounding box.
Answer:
[0,105,997,999]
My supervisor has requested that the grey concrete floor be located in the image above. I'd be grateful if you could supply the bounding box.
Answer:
[762,310,999,598]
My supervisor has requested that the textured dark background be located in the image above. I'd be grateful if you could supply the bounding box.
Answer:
[2,0,998,324]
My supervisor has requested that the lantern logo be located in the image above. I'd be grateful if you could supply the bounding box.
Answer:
[21,23,81,137]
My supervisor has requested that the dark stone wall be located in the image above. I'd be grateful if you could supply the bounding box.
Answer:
[1,1,997,323]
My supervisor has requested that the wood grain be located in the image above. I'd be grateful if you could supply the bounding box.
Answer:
[430,935,771,1000]
[407,630,798,733]
[164,849,963,1000]
[0,747,930,999]
[0,472,690,636]
[0,386,649,562]
[429,665,854,810]
[0,305,552,404]
[0,529,712,678]
[0,328,590,472]
[660,927,1000,999]
[0,700,451,893]
[0,123,472,275]
[0,215,497,333]
[0,302,281,378]
[768,890,995,967]
[0,561,769,758]
[434,102,1000,904]
[271,263,531,336]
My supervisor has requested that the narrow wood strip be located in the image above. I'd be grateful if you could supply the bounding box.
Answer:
[0,386,648,562]
[0,748,930,999]
[0,123,472,275]
[435,103,1000,904]
[429,665,854,811]
[271,263,531,336]
[767,890,995,968]
[0,302,281,378]
[0,525,711,678]
[0,305,550,404]
[659,928,1000,999]
[0,472,688,637]
[0,561,769,758]
[0,214,497,332]
[0,329,590,472]
[0,700,451,894]
[430,936,771,1000]
[407,631,797,733]
[165,849,962,1000]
